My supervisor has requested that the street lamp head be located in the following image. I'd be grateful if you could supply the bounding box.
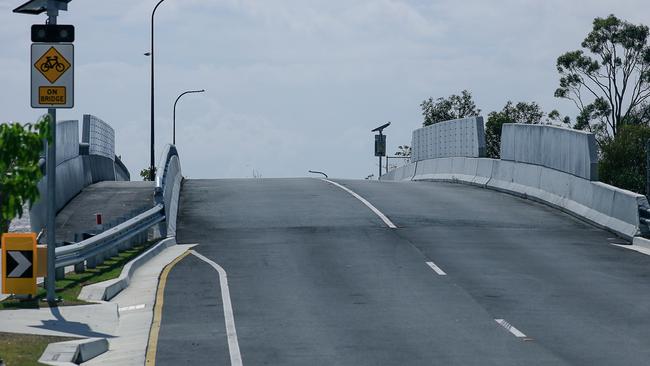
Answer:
[144,52,151,56]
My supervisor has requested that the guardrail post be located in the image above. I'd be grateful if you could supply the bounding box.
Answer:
[73,233,86,273]
[87,256,97,269]
[55,267,65,280]
[55,241,66,280]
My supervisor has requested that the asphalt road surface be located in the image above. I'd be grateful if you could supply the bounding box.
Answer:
[156,178,650,365]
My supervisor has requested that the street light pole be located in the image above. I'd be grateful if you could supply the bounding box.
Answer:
[173,89,205,145]
[149,0,166,181]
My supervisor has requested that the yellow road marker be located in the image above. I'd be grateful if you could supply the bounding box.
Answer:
[145,250,191,365]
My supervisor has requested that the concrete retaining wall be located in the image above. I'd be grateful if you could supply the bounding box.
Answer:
[381,157,649,239]
[411,117,486,162]
[501,123,599,180]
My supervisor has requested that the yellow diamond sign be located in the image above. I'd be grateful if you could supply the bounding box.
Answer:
[34,47,71,84]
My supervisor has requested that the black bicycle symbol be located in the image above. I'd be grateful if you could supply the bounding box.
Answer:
[40,56,66,73]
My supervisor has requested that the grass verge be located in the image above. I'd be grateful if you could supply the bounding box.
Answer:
[0,240,155,310]
[0,332,77,366]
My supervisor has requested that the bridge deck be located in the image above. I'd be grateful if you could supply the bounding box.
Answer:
[53,181,154,243]
[152,178,650,365]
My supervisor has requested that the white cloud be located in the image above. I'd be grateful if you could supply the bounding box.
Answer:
[1,1,650,178]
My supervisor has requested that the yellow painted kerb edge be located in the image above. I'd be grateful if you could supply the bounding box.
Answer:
[145,250,191,365]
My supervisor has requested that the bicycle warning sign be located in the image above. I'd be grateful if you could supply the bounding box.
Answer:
[34,47,71,83]
[31,43,74,109]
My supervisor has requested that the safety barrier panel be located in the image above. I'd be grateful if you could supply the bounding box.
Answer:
[381,157,650,240]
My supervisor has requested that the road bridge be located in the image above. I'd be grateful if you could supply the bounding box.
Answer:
[151,177,650,366]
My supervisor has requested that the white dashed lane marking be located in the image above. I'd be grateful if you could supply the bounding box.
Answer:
[426,261,447,276]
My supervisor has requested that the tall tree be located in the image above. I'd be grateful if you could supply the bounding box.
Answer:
[420,90,481,126]
[555,14,650,142]
[485,101,547,158]
[0,115,51,233]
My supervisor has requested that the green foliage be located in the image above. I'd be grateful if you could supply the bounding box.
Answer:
[485,101,546,158]
[395,145,411,157]
[420,90,481,126]
[0,115,51,233]
[139,166,156,181]
[555,14,650,141]
[599,124,650,195]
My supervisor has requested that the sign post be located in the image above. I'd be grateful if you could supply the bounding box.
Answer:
[1,233,38,296]
[15,0,74,303]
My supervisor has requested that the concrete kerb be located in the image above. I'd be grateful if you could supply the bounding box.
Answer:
[78,237,177,302]
[39,337,108,365]
[633,236,650,250]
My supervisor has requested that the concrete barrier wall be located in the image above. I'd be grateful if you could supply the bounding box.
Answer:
[56,120,79,164]
[114,156,130,181]
[29,117,130,234]
[83,114,115,160]
[500,124,599,180]
[381,157,649,239]
[411,117,486,162]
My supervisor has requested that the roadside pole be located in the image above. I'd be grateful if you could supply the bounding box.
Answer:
[14,0,75,303]
[646,138,650,198]
[45,6,58,304]
[372,122,390,180]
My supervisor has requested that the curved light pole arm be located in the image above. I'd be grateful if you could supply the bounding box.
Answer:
[173,89,205,145]
[308,170,328,178]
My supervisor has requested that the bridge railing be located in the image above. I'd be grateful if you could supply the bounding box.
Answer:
[53,144,181,272]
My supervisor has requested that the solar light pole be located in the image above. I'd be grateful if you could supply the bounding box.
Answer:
[371,122,390,179]
[173,89,205,145]
[13,0,73,304]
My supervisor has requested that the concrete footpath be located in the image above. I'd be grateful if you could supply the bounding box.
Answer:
[83,243,194,366]
[0,243,191,365]
[0,302,118,339]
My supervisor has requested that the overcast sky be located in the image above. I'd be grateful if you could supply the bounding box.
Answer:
[1,0,649,179]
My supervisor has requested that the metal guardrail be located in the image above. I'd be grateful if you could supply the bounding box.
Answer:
[54,205,164,268]
[53,144,180,270]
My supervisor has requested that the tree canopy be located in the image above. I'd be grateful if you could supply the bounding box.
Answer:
[0,115,51,233]
[555,14,650,142]
[420,90,481,126]
[599,124,650,194]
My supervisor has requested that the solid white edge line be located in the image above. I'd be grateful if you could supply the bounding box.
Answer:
[191,250,243,366]
[118,304,145,312]
[495,319,527,338]
[321,179,397,229]
[425,261,446,275]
